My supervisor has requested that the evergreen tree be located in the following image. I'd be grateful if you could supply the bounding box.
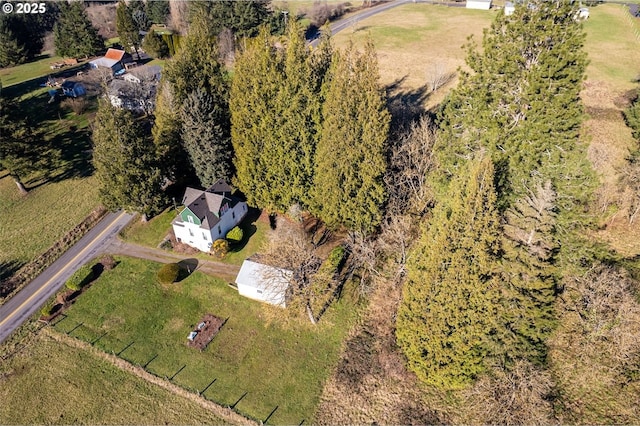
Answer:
[181,88,233,186]
[434,0,594,366]
[128,0,150,31]
[0,5,58,66]
[312,41,389,232]
[499,181,559,363]
[396,157,503,390]
[146,0,170,25]
[0,86,37,194]
[438,0,589,205]
[230,22,328,212]
[162,15,226,104]
[230,28,282,209]
[54,2,104,59]
[188,0,272,38]
[92,101,165,216]
[0,22,27,67]
[116,0,141,57]
[152,81,192,186]
[142,30,169,59]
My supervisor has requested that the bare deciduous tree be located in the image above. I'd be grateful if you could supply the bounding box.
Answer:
[169,0,188,34]
[344,231,381,297]
[385,116,437,216]
[86,4,118,39]
[258,220,322,321]
[426,61,455,93]
[462,360,555,426]
[218,28,236,66]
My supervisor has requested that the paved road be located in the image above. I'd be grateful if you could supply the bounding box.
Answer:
[309,0,464,46]
[0,211,135,344]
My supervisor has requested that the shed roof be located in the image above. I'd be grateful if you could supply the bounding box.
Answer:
[105,48,127,61]
[235,259,292,291]
[90,57,119,69]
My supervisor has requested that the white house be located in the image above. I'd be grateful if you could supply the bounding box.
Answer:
[466,0,491,10]
[172,179,248,253]
[235,259,291,307]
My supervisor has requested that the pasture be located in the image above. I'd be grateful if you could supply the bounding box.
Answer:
[52,256,357,424]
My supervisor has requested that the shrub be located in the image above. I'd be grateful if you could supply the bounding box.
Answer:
[211,239,230,259]
[326,246,345,271]
[100,255,117,270]
[61,97,89,115]
[157,263,181,284]
[40,301,57,317]
[226,226,243,243]
[65,265,95,291]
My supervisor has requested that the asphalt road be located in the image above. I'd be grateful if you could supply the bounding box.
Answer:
[309,0,464,46]
[0,210,135,344]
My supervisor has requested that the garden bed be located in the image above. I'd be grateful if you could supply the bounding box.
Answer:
[187,314,226,351]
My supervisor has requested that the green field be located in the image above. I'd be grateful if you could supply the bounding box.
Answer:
[52,256,356,424]
[0,333,229,425]
[0,76,100,279]
[0,54,78,87]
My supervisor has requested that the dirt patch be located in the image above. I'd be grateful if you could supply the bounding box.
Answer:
[187,314,226,351]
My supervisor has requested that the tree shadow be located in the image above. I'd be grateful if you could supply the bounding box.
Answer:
[177,258,199,281]
[385,76,430,136]
[0,259,24,283]
[229,207,262,253]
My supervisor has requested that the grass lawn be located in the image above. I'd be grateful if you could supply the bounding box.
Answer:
[120,208,269,266]
[0,175,99,278]
[332,3,494,109]
[0,82,100,279]
[53,256,357,424]
[0,53,73,87]
[0,333,228,425]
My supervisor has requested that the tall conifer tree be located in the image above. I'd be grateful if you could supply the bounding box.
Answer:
[93,102,165,216]
[397,157,503,390]
[312,41,389,232]
[54,2,103,59]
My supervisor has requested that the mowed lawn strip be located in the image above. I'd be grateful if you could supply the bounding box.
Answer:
[0,333,229,425]
[54,256,356,425]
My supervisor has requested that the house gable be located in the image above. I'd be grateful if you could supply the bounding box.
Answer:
[179,207,201,226]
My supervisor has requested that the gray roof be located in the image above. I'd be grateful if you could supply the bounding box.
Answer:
[176,180,239,230]
[207,178,233,194]
[235,259,292,290]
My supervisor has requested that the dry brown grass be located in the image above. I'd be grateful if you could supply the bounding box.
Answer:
[331,4,494,110]
[549,265,640,424]
[0,330,243,425]
[314,272,455,424]
[581,4,640,256]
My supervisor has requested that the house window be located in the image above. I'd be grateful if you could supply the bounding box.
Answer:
[217,225,221,235]
[202,233,208,240]
[189,229,194,237]
[232,212,235,219]
[187,215,194,224]
[257,289,263,294]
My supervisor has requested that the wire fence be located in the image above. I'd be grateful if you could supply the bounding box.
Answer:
[53,319,291,425]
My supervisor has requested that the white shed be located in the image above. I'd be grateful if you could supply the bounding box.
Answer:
[504,1,515,15]
[466,0,491,10]
[235,260,291,307]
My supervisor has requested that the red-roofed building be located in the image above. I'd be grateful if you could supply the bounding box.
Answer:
[89,48,133,75]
